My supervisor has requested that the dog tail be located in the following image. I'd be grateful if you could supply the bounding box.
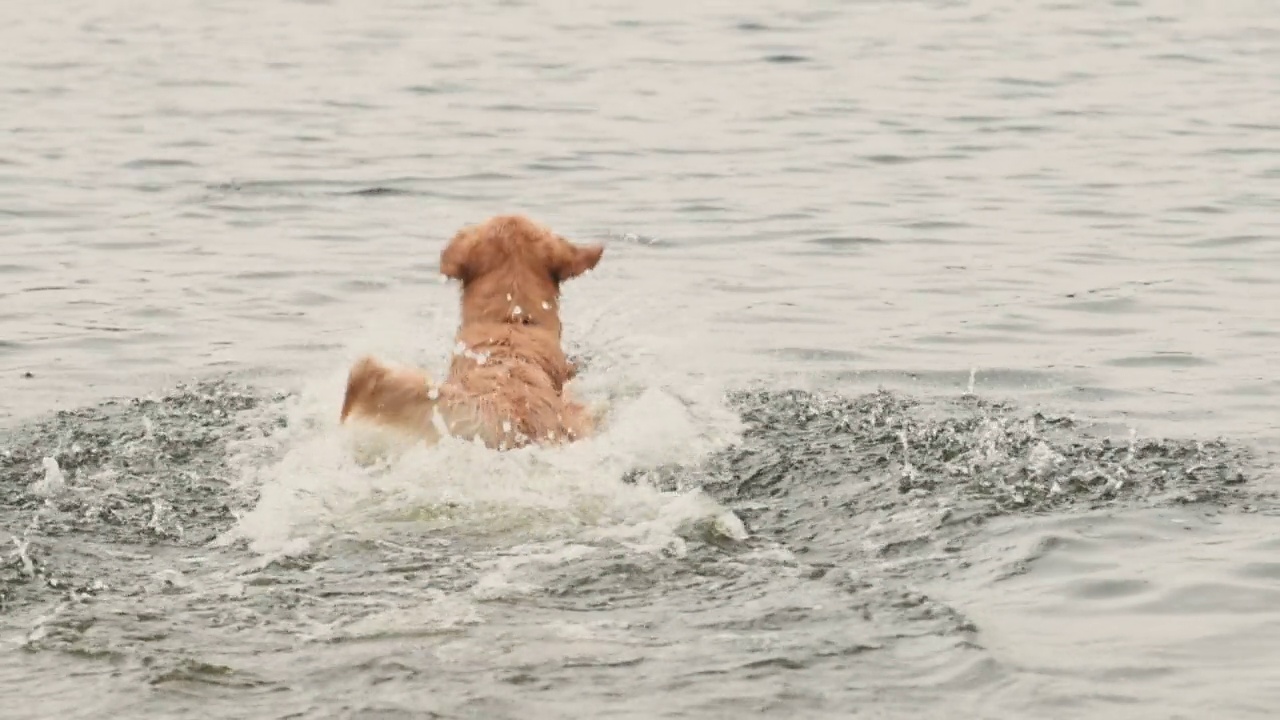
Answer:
[340,355,447,443]
[340,355,386,423]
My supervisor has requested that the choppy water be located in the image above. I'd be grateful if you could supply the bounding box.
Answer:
[3,0,1279,717]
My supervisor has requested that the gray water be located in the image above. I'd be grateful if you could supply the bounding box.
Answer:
[2,0,1279,717]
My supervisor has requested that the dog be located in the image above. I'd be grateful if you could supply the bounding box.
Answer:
[339,214,604,451]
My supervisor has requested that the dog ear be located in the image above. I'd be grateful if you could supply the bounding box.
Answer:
[550,238,604,282]
[439,227,480,281]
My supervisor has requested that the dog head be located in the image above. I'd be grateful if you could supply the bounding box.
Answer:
[439,214,603,334]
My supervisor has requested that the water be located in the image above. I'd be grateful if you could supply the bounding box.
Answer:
[2,0,1279,717]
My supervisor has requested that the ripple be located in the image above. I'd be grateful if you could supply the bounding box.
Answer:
[993,76,1058,88]
[1236,562,1280,581]
[344,187,412,196]
[766,347,866,363]
[804,235,883,249]
[902,219,969,230]
[1186,234,1275,248]
[338,279,391,292]
[1054,296,1142,314]
[862,154,920,165]
[84,239,169,250]
[1136,582,1280,614]
[1104,352,1213,368]
[3,373,1274,717]
[1208,147,1280,157]
[121,158,199,169]
[1066,578,1151,601]
[1150,53,1216,64]
[762,54,809,64]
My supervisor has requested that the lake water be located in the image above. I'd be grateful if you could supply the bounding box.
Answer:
[2,1,1279,718]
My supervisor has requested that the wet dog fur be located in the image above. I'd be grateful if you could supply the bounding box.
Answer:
[339,214,604,450]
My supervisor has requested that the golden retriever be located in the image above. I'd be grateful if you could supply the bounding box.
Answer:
[339,214,604,450]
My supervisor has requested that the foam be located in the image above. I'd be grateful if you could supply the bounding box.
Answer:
[217,303,747,559]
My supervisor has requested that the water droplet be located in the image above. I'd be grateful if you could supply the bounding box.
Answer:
[32,457,65,497]
[430,409,449,436]
[714,511,749,541]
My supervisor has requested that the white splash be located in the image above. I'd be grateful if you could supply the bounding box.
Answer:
[218,305,747,561]
[30,457,65,497]
[1027,441,1064,479]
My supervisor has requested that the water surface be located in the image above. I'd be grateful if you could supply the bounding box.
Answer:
[3,0,1279,717]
